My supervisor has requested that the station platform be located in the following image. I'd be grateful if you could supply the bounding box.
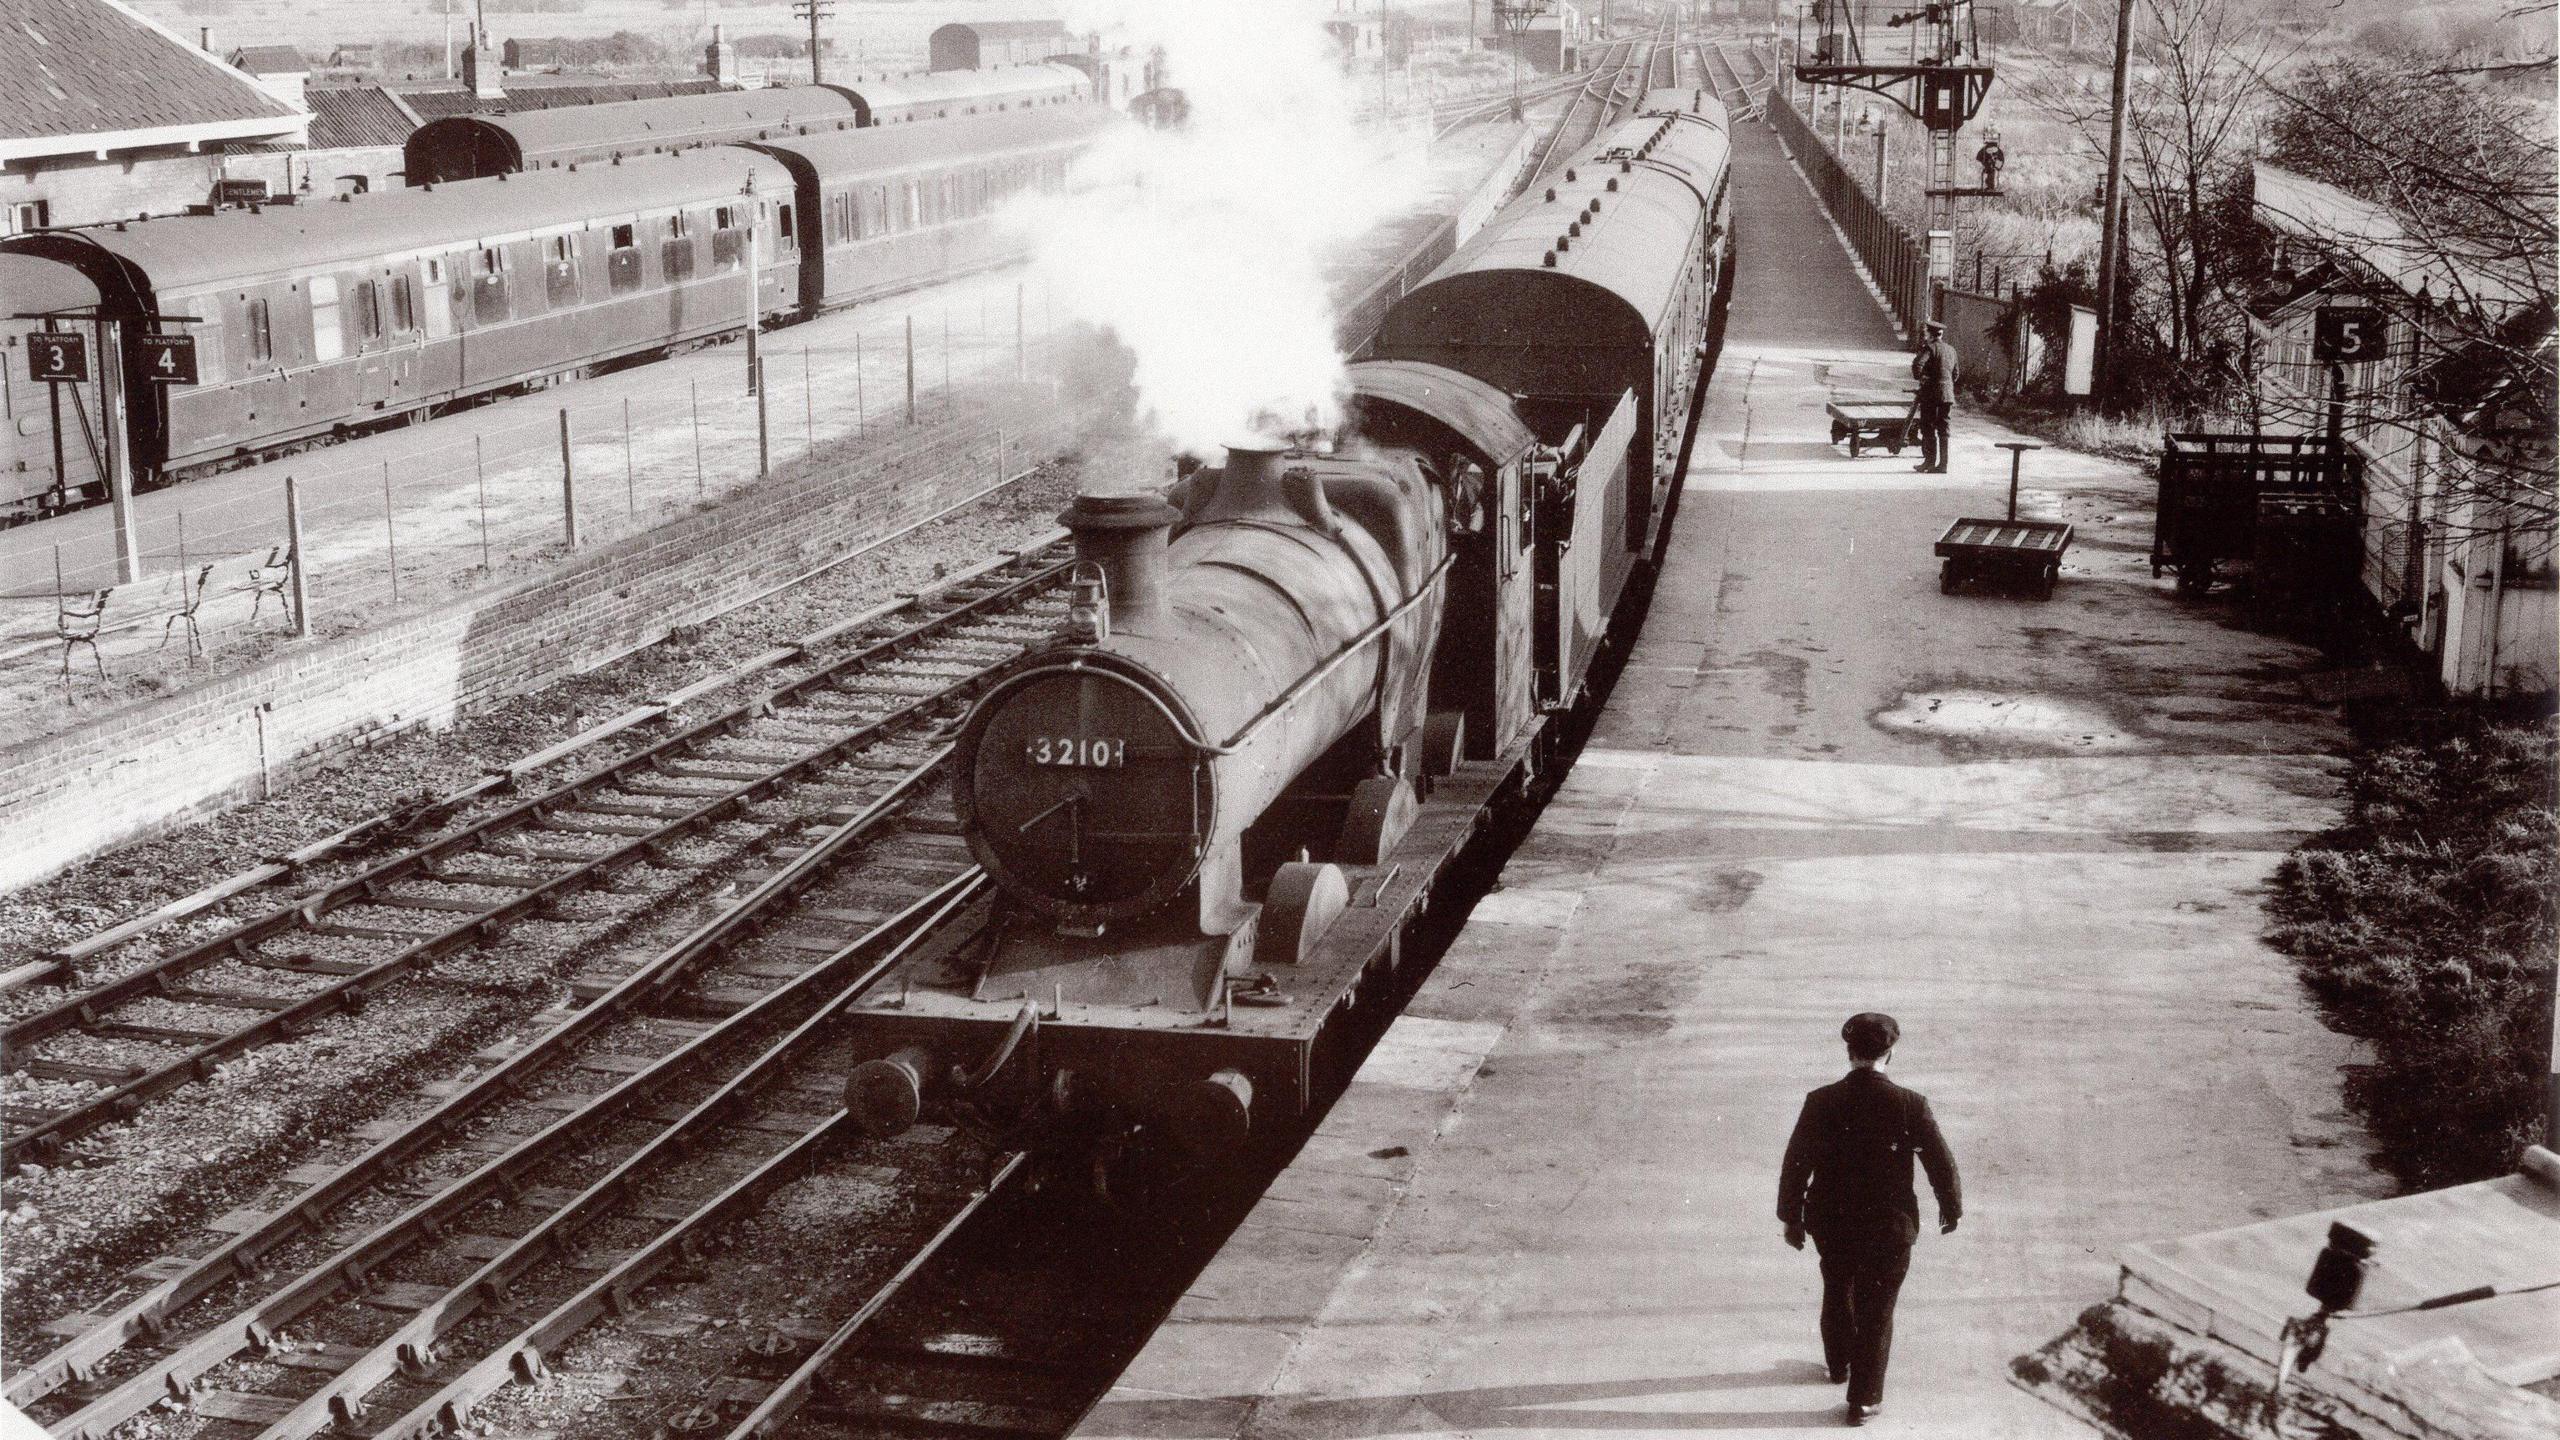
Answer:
[1074,117,2390,1438]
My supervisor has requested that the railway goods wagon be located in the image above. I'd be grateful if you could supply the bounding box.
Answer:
[836,98,1735,1170]
[405,86,866,186]
[1,104,1110,510]
[748,103,1113,318]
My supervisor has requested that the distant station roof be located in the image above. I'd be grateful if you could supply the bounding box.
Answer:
[227,45,311,76]
[929,19,1072,72]
[0,0,307,167]
[387,76,726,123]
[301,87,426,150]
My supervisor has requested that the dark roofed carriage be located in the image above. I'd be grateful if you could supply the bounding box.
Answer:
[403,86,864,185]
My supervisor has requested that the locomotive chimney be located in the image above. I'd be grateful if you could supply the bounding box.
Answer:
[1061,492,1180,635]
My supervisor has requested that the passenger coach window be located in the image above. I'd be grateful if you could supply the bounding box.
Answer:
[546,235,579,307]
[474,248,509,325]
[353,280,382,345]
[310,275,345,362]
[389,274,416,333]
[246,297,273,365]
[608,224,641,293]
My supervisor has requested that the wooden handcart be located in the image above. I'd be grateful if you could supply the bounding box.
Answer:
[1934,442,2072,599]
[1828,400,1918,457]
[2152,432,2355,595]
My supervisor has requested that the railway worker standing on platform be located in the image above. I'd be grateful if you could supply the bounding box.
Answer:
[1911,321,1958,474]
[1776,1012,1963,1428]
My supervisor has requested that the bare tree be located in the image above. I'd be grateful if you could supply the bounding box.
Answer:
[2259,50,2558,541]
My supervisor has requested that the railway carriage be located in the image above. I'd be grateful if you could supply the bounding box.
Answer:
[749,103,1112,318]
[2,104,1107,513]
[403,66,1095,185]
[835,89,1736,1167]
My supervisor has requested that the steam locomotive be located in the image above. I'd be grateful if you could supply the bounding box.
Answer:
[839,88,1736,1160]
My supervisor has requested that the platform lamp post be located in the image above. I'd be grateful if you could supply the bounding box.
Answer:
[1492,0,1548,121]
[741,171,762,397]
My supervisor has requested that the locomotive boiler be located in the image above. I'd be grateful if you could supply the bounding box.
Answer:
[838,87,1737,1161]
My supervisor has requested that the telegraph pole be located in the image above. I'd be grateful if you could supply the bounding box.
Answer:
[2093,0,2136,403]
[792,0,832,84]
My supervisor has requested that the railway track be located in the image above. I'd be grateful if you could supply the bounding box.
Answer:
[13,745,1007,1439]
[1528,36,1656,181]
[0,544,1075,1174]
[1701,40,1769,119]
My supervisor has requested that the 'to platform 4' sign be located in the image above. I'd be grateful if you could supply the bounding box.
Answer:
[134,333,199,385]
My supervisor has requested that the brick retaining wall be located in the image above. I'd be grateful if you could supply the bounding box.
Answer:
[0,383,1118,891]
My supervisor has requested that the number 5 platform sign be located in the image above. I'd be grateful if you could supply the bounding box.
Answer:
[26,330,88,384]
[2314,306,2384,365]
[134,332,199,385]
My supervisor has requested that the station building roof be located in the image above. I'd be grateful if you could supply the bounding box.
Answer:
[1,0,307,167]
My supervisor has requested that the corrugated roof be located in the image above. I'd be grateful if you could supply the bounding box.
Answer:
[2255,161,2538,311]
[304,87,422,150]
[386,77,726,121]
[1,0,303,146]
[228,45,309,75]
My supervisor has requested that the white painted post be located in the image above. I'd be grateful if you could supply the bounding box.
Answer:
[755,358,770,477]
[101,318,141,585]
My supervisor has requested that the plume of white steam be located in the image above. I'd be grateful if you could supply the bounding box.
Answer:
[1015,0,1427,458]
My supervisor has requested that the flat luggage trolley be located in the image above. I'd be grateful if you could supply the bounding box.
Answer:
[1828,400,1917,456]
[1935,442,2071,599]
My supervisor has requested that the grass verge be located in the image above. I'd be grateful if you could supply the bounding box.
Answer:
[2265,703,2557,1190]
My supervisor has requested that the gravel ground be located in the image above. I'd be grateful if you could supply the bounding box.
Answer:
[0,427,1150,1364]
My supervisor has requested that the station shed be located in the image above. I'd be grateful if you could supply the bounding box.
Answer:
[1,0,308,234]
[928,20,1070,72]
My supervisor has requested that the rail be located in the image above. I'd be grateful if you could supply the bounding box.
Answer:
[0,546,1071,1171]
[28,822,991,1440]
[1764,66,1933,338]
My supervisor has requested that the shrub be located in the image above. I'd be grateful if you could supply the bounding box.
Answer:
[2266,710,2558,1189]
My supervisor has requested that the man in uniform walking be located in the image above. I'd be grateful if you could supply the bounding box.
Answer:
[1777,1013,1962,1426]
[1911,320,1957,473]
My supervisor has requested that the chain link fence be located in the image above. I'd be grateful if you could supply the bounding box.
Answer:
[3,282,1097,685]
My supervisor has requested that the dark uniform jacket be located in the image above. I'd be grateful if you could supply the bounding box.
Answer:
[1777,1068,1963,1244]
[1912,340,1958,407]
